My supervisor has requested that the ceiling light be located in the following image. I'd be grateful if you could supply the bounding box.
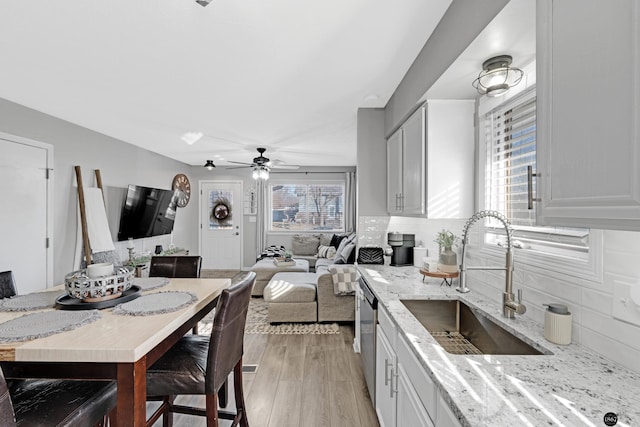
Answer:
[195,0,213,6]
[181,131,203,145]
[204,160,216,170]
[472,55,523,97]
[252,165,269,180]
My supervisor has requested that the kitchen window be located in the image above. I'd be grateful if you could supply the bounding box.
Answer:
[268,181,345,232]
[480,86,600,277]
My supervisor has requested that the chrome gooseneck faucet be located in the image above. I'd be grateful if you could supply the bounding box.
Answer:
[457,210,526,318]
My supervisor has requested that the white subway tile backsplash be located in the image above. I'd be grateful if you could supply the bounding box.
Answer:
[581,329,640,373]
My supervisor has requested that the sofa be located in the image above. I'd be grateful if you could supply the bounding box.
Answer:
[290,232,357,270]
[262,232,357,323]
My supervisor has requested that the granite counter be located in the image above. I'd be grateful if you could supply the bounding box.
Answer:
[357,264,639,427]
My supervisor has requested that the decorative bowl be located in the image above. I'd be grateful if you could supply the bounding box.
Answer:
[65,266,134,302]
[86,262,114,278]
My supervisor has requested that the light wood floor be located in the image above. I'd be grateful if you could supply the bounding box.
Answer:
[149,325,379,427]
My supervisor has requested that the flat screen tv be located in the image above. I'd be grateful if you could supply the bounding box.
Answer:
[117,185,179,241]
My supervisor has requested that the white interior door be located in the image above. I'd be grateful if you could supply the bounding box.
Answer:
[0,133,53,293]
[200,181,243,270]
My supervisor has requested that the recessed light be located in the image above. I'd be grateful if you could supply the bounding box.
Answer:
[364,94,380,102]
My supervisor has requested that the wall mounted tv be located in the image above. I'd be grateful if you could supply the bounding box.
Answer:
[117,185,179,241]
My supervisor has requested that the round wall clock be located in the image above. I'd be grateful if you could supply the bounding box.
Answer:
[171,173,191,207]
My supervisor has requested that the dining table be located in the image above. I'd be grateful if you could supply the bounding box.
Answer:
[0,277,231,426]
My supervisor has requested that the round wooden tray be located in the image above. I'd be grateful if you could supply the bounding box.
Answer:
[419,268,459,278]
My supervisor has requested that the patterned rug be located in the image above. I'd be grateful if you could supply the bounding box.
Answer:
[198,298,340,335]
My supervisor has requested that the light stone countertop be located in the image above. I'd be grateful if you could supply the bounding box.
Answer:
[357,264,640,427]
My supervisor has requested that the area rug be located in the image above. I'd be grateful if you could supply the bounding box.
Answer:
[198,298,340,335]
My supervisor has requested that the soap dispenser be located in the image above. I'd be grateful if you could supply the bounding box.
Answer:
[543,303,572,345]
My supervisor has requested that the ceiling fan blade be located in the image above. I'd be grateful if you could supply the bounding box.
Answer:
[225,165,251,170]
[271,165,300,169]
[227,160,253,166]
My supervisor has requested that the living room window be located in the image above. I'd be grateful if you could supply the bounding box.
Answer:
[268,181,345,232]
[480,86,599,274]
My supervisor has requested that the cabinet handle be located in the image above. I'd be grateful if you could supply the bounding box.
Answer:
[390,367,397,398]
[384,358,391,386]
[527,165,538,210]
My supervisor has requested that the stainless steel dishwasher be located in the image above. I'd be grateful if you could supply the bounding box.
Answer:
[359,276,377,404]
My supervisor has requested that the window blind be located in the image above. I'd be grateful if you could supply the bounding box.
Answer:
[484,88,589,258]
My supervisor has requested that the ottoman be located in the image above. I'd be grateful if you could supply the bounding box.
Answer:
[250,258,309,296]
[263,272,318,323]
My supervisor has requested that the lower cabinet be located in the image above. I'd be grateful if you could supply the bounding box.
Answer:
[397,364,434,427]
[376,326,396,427]
[375,314,463,427]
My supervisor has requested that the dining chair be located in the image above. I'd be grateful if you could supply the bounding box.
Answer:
[0,271,17,299]
[148,255,202,278]
[0,365,117,427]
[145,271,255,427]
[149,255,203,334]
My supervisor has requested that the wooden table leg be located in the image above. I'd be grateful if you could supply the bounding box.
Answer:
[116,358,147,426]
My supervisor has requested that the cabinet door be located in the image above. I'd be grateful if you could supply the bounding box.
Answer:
[397,364,435,427]
[537,0,640,230]
[375,327,396,427]
[402,107,426,214]
[387,129,403,214]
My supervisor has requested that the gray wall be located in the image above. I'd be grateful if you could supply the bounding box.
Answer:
[357,108,387,216]
[0,97,273,281]
[383,0,509,136]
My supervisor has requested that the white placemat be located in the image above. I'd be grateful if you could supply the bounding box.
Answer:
[134,277,170,292]
[0,291,61,312]
[0,310,101,343]
[112,291,197,316]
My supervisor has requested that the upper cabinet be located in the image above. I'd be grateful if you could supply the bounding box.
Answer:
[386,100,474,218]
[536,0,640,230]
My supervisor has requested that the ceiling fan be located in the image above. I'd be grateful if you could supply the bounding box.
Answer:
[226,148,299,179]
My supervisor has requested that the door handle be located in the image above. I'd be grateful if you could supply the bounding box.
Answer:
[384,358,391,386]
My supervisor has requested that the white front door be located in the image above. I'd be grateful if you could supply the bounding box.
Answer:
[0,133,53,293]
[200,181,243,269]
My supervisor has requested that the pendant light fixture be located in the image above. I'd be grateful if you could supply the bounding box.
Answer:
[204,160,216,170]
[195,0,212,6]
[472,55,523,97]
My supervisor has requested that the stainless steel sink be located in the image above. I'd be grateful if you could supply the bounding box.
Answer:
[400,299,550,355]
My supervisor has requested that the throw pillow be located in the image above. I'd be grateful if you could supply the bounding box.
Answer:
[317,245,337,259]
[334,242,355,264]
[319,233,332,247]
[330,233,346,249]
[292,234,321,256]
[328,265,359,295]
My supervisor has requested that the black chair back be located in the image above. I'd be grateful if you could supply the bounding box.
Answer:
[205,271,255,395]
[149,256,202,278]
[0,271,17,299]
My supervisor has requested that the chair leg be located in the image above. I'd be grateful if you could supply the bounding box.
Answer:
[205,393,219,427]
[233,357,249,427]
[218,379,228,408]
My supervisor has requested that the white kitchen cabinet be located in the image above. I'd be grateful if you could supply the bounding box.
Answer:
[436,395,463,427]
[386,101,474,218]
[376,326,396,427]
[396,364,435,427]
[536,0,640,230]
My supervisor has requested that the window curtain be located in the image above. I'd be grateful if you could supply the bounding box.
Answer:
[255,179,268,259]
[345,171,356,233]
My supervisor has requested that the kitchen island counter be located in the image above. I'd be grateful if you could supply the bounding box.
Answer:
[357,264,639,427]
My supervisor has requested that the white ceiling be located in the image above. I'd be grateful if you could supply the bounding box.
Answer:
[0,0,454,168]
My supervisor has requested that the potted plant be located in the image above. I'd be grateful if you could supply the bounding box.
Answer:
[434,229,458,273]
[283,250,293,261]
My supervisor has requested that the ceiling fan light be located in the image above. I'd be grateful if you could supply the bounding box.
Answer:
[195,0,213,6]
[472,55,523,97]
[204,160,216,170]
